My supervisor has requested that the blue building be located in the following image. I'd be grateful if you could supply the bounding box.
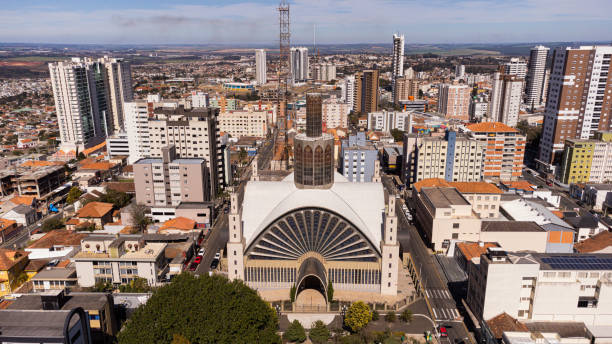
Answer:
[340,133,379,182]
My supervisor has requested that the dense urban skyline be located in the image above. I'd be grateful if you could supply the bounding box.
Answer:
[1,0,612,44]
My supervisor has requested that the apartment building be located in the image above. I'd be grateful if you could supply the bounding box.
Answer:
[148,106,221,193]
[322,95,349,129]
[367,110,412,133]
[134,145,210,208]
[391,33,405,103]
[340,133,379,182]
[290,47,309,83]
[559,131,612,184]
[438,84,470,120]
[401,131,485,188]
[465,122,526,181]
[355,70,379,114]
[315,63,337,82]
[467,249,612,326]
[504,58,528,78]
[218,109,268,138]
[539,45,612,169]
[255,49,267,85]
[341,75,356,111]
[102,56,133,132]
[73,234,167,287]
[16,165,66,198]
[394,77,420,104]
[105,131,129,157]
[526,45,550,108]
[489,73,523,127]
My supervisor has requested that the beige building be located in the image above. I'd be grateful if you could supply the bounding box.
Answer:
[218,109,268,138]
[322,95,349,129]
[148,106,221,194]
[437,84,470,120]
[394,76,420,104]
[73,234,167,287]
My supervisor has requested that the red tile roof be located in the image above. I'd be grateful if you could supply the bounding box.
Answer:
[486,313,528,339]
[27,229,86,249]
[413,178,502,194]
[75,202,114,218]
[466,122,519,133]
[574,231,612,253]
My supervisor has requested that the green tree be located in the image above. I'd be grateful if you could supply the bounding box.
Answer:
[284,320,307,343]
[384,312,396,323]
[290,284,297,302]
[390,128,404,142]
[327,281,334,302]
[41,218,63,232]
[117,273,280,344]
[119,277,151,293]
[400,309,413,323]
[130,203,150,233]
[98,189,132,209]
[309,320,330,344]
[372,310,380,321]
[93,281,113,292]
[66,186,83,204]
[171,334,190,344]
[344,301,372,333]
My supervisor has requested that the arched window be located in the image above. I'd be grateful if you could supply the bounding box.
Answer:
[324,144,333,184]
[314,145,324,185]
[303,145,313,185]
[294,143,302,184]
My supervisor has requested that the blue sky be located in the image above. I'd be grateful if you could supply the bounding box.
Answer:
[1,0,611,44]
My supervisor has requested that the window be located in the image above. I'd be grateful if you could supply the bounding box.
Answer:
[452,233,459,239]
[453,223,459,229]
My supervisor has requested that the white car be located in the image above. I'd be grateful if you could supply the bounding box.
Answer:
[214,252,221,260]
[198,248,205,256]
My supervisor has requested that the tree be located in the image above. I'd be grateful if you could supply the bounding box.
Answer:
[400,309,413,323]
[384,312,396,323]
[239,148,247,164]
[118,273,280,344]
[390,128,404,142]
[171,334,190,344]
[98,189,132,209]
[66,186,83,204]
[290,284,297,302]
[284,320,306,343]
[372,310,380,321]
[130,203,150,233]
[41,218,63,232]
[309,320,330,344]
[119,277,151,293]
[327,281,334,302]
[94,281,113,292]
[344,301,372,333]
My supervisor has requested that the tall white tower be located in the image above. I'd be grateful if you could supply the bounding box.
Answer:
[381,195,399,295]
[525,45,549,109]
[255,49,267,85]
[227,189,245,281]
[391,34,405,103]
[101,56,133,133]
[290,47,309,83]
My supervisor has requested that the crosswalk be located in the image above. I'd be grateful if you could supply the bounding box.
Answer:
[432,307,460,320]
[425,288,460,320]
[425,289,452,299]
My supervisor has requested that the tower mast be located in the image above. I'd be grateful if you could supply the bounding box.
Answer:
[278,0,290,162]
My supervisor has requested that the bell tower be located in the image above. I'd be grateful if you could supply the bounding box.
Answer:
[381,194,399,295]
[227,188,245,281]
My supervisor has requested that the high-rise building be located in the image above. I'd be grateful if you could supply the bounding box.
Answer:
[101,56,133,133]
[255,49,267,85]
[394,77,420,103]
[404,67,415,80]
[124,101,152,164]
[559,131,612,184]
[191,91,209,108]
[466,122,526,181]
[322,95,349,129]
[49,58,111,153]
[455,65,466,80]
[290,47,309,83]
[315,63,336,81]
[539,45,612,168]
[525,45,549,109]
[218,109,268,138]
[391,34,405,103]
[340,133,379,182]
[488,72,523,127]
[437,84,470,120]
[341,75,356,111]
[294,93,334,189]
[355,70,379,114]
[503,58,527,78]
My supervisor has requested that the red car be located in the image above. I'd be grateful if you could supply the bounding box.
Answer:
[439,326,448,337]
[194,256,202,264]
[189,262,198,271]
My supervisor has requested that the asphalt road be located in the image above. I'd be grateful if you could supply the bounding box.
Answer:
[1,211,63,249]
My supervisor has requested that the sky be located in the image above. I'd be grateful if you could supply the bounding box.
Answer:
[1,0,612,45]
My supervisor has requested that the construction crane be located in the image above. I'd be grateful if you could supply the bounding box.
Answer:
[277,0,290,163]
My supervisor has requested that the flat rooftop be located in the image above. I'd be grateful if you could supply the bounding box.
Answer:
[481,221,544,232]
[422,187,470,208]
[0,309,79,340]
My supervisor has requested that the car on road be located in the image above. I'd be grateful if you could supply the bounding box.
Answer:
[439,326,448,337]
[210,259,219,270]
[189,262,198,271]
[198,248,205,256]
[214,252,220,260]
[194,256,202,264]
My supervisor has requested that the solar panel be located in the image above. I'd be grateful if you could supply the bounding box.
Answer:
[541,255,612,270]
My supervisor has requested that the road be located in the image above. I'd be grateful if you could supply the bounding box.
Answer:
[522,170,582,211]
[1,211,63,249]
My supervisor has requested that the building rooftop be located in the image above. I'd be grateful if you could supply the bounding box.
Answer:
[7,292,110,311]
[0,248,28,271]
[30,266,76,280]
[486,312,529,339]
[565,214,599,229]
[500,180,536,192]
[574,231,612,253]
[159,217,196,232]
[421,187,470,208]
[413,178,502,194]
[481,221,544,232]
[0,309,80,340]
[75,201,114,219]
[524,322,590,339]
[466,122,519,133]
[27,230,86,249]
[456,242,500,261]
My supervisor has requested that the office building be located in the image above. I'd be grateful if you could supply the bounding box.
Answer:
[504,58,527,78]
[341,75,356,111]
[539,45,612,168]
[367,110,412,132]
[355,70,379,114]
[467,249,612,325]
[255,49,267,85]
[290,47,309,83]
[340,133,379,182]
[438,84,470,120]
[405,67,415,79]
[401,131,485,188]
[391,34,405,102]
[455,65,466,80]
[559,131,612,184]
[525,45,549,108]
[148,106,221,194]
[466,122,526,180]
[218,109,268,138]
[101,56,133,132]
[394,76,420,103]
[105,131,129,157]
[322,95,349,129]
[134,145,210,207]
[49,58,110,153]
[489,72,523,127]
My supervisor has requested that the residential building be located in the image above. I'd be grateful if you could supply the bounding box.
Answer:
[455,65,466,80]
[105,131,129,157]
[218,109,268,138]
[69,202,115,230]
[526,45,550,108]
[322,95,349,129]
[489,73,523,127]
[315,63,337,81]
[17,165,66,198]
[2,204,37,226]
[559,132,612,184]
[101,56,133,133]
[148,106,221,193]
[73,234,167,287]
[539,45,612,168]
[191,91,209,108]
[466,249,612,326]
[134,145,210,208]
[341,75,356,111]
[438,84,470,120]
[391,33,405,102]
[290,47,309,83]
[255,49,267,85]
[340,133,379,182]
[355,70,379,114]
[0,248,29,296]
[470,95,489,122]
[367,110,411,132]
[465,122,526,181]
[30,265,78,292]
[394,76,420,104]
[0,219,20,244]
[124,100,152,164]
[401,131,485,188]
[25,229,86,260]
[504,58,527,78]
[582,184,612,211]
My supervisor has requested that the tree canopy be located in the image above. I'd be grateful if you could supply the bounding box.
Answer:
[309,320,330,344]
[344,301,372,333]
[118,273,280,344]
[284,320,306,343]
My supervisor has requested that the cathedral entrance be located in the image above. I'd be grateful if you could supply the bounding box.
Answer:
[294,257,327,312]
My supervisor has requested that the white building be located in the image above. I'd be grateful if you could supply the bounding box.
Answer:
[341,75,356,111]
[255,49,267,85]
[504,58,528,78]
[315,63,337,81]
[105,131,129,157]
[124,101,151,164]
[101,56,133,133]
[467,249,612,326]
[290,47,309,83]
[367,110,412,132]
[322,95,349,129]
[455,65,466,80]
[191,91,209,108]
[489,73,523,127]
[526,45,549,108]
[391,33,405,102]
[218,109,268,138]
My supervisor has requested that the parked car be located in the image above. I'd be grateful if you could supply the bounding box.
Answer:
[194,256,202,264]
[189,262,198,271]
[210,259,219,270]
[439,326,448,337]
[214,252,220,260]
[198,248,205,256]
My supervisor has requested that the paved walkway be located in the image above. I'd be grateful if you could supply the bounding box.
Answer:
[284,313,338,329]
